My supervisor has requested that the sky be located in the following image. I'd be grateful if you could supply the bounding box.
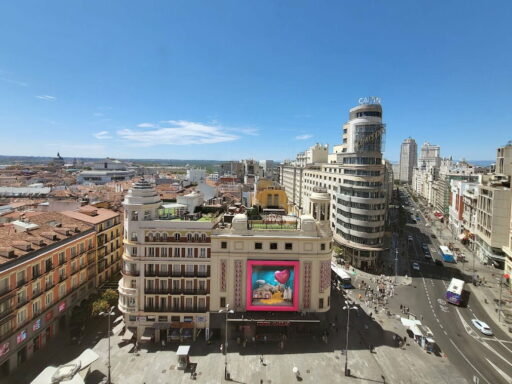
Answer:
[1,1,511,162]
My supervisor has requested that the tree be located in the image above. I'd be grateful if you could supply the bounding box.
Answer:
[91,299,110,317]
[101,289,119,307]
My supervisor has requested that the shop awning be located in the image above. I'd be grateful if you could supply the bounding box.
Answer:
[410,324,424,337]
[122,328,134,341]
[458,234,465,240]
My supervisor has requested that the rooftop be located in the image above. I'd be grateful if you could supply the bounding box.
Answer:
[0,212,93,265]
[62,205,120,225]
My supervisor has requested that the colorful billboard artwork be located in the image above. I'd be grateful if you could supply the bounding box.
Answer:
[246,260,299,311]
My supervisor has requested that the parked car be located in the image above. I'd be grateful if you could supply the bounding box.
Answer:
[408,235,413,241]
[434,259,443,266]
[412,262,420,271]
[471,319,493,336]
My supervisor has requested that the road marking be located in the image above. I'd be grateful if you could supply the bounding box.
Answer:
[482,338,512,345]
[455,308,479,338]
[481,340,512,369]
[485,358,512,383]
[449,339,491,384]
[443,330,448,335]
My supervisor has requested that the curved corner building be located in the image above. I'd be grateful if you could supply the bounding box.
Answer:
[333,103,387,270]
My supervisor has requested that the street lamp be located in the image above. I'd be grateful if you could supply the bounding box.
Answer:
[394,249,399,285]
[99,306,116,384]
[342,301,358,377]
[219,304,234,380]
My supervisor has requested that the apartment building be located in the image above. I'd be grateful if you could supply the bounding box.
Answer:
[449,181,479,238]
[474,143,512,267]
[399,137,417,184]
[119,179,218,344]
[280,101,391,271]
[0,213,95,376]
[209,190,333,340]
[62,206,123,286]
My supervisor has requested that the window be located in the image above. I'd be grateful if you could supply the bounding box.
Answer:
[131,232,138,241]
[132,247,137,256]
[32,264,40,278]
[270,243,278,250]
[255,242,262,250]
[319,298,324,309]
[220,297,226,308]
[285,243,293,250]
[58,252,65,265]
[17,289,26,305]
[17,270,26,287]
[321,244,326,251]
[33,300,41,316]
[45,292,53,306]
[148,247,155,257]
[161,248,167,257]
[175,233,181,241]
[0,278,9,295]
[70,247,76,258]
[174,248,181,257]
[187,248,193,257]
[199,248,206,258]
[17,308,27,325]
[187,234,192,241]
[221,242,227,249]
[59,284,66,299]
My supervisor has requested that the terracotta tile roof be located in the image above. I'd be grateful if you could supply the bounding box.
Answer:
[61,205,120,225]
[0,212,93,264]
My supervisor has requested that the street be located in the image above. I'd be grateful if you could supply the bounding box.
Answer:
[398,188,512,384]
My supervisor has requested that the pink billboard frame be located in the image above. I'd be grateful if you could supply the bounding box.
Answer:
[246,260,300,312]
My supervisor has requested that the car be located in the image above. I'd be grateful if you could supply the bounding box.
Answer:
[412,262,420,271]
[471,319,493,336]
[430,234,436,239]
[434,259,443,266]
[408,235,413,241]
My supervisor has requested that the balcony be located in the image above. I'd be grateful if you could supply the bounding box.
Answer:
[45,282,55,291]
[59,275,67,283]
[16,279,26,288]
[0,290,15,302]
[122,269,140,277]
[0,306,14,322]
[144,270,157,277]
[16,298,28,309]
[144,306,207,313]
[144,288,169,295]
[32,290,43,300]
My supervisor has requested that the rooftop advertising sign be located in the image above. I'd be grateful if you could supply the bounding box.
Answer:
[358,96,381,105]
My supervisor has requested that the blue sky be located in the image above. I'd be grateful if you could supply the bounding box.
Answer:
[1,1,511,162]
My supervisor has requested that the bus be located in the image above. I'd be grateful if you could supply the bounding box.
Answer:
[446,278,465,305]
[331,262,353,289]
[439,245,455,263]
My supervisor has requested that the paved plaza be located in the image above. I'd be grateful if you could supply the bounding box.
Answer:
[3,282,468,384]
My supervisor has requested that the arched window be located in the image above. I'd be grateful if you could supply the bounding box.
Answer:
[201,234,206,242]
[148,233,153,242]
[187,233,192,241]
[162,233,168,241]
[175,233,181,241]
[155,233,160,242]
[194,234,200,241]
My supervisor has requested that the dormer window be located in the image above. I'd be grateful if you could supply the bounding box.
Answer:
[175,233,181,241]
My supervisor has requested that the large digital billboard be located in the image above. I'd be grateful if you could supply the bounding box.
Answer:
[246,260,299,311]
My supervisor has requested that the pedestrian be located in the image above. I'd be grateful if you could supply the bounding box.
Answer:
[404,336,407,344]
[421,315,424,321]
[260,354,264,365]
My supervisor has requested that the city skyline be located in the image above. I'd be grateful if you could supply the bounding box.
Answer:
[1,1,512,161]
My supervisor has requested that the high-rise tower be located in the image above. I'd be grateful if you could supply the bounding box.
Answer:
[399,137,417,184]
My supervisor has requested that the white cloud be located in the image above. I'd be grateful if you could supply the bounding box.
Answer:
[93,112,104,117]
[295,134,314,140]
[36,95,56,101]
[137,122,155,128]
[118,120,240,146]
[93,131,112,140]
[1,77,28,87]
